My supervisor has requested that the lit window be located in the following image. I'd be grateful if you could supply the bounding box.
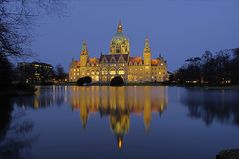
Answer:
[119,70,125,75]
[95,76,99,81]
[110,70,116,75]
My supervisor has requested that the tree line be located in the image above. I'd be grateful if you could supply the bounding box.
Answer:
[170,48,239,86]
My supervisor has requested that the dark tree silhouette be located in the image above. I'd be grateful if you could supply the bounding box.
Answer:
[0,0,66,58]
[53,64,67,82]
[110,76,124,86]
[77,76,92,86]
[0,55,14,89]
[174,48,239,86]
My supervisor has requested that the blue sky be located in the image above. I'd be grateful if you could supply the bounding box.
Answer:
[30,0,239,71]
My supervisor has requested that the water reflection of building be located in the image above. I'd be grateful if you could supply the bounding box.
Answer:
[70,86,168,149]
[13,86,168,150]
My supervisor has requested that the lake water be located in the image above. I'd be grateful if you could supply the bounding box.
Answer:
[0,86,239,159]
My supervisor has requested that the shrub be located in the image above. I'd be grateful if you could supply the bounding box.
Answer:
[77,76,92,86]
[110,76,124,86]
[0,56,14,89]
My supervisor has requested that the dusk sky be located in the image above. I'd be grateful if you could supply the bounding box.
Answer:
[30,0,239,71]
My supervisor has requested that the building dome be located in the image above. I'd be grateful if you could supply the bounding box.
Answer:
[111,32,128,44]
[110,22,130,54]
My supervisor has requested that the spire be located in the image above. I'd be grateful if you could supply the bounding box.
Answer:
[82,41,87,51]
[81,41,88,55]
[145,37,150,48]
[117,21,123,33]
[144,37,151,53]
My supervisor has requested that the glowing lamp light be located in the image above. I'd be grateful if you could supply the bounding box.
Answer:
[118,138,123,150]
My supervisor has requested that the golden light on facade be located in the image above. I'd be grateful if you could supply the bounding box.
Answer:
[110,70,116,75]
[69,22,168,83]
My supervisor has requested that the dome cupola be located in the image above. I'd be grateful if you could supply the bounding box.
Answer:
[110,22,130,54]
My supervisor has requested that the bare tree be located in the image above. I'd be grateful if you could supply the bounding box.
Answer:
[0,0,66,58]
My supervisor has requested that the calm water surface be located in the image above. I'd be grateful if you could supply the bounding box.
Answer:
[0,86,239,159]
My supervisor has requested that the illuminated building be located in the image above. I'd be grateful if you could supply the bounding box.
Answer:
[69,22,168,83]
[17,61,53,84]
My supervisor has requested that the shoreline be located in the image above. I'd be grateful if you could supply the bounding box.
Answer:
[38,82,239,90]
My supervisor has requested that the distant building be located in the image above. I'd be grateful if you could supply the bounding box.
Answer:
[69,22,168,83]
[17,61,53,84]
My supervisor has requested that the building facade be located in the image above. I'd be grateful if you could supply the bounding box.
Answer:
[17,61,53,84]
[69,22,167,83]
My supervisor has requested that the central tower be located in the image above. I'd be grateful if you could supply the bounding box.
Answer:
[110,22,130,54]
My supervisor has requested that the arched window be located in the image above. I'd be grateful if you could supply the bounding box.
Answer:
[118,68,125,75]
[102,68,108,75]
[96,70,99,75]
[110,68,116,75]
[116,45,121,53]
[91,70,95,75]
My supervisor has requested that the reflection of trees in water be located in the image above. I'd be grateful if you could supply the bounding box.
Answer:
[180,89,239,126]
[0,97,38,159]
[0,86,67,158]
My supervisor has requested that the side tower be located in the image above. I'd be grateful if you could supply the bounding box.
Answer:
[143,38,152,81]
[80,41,89,67]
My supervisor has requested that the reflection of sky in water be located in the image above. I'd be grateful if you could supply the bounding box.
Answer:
[1,86,238,159]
